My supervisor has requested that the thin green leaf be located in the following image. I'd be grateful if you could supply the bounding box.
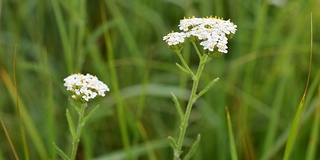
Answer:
[306,14,317,160]
[183,134,201,160]
[167,136,178,151]
[175,51,195,78]
[53,142,70,160]
[196,77,219,99]
[283,97,306,160]
[66,109,75,138]
[175,63,190,75]
[83,105,100,122]
[305,87,320,160]
[283,15,312,159]
[70,101,81,113]
[50,0,73,73]
[0,115,19,160]
[226,107,238,160]
[168,136,183,159]
[171,92,184,121]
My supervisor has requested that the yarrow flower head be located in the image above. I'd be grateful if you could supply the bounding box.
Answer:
[163,16,237,55]
[63,73,110,102]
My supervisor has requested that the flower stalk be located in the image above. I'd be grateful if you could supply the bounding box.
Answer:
[175,51,209,160]
[54,73,109,160]
[70,102,87,160]
[164,16,237,160]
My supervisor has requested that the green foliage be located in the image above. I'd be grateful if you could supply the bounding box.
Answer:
[0,0,319,159]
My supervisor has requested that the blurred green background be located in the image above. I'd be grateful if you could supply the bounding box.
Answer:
[0,0,319,159]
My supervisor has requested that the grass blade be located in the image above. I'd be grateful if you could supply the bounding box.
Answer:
[283,13,313,160]
[101,1,131,159]
[50,0,73,73]
[226,107,238,160]
[0,63,48,159]
[13,45,29,160]
[306,17,318,158]
[0,115,19,160]
[305,86,320,160]
[282,91,307,160]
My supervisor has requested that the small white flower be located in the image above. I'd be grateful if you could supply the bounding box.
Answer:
[200,38,217,52]
[163,32,186,46]
[217,43,228,53]
[63,73,110,102]
[178,17,202,31]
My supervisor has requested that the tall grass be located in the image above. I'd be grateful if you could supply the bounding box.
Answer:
[0,0,319,159]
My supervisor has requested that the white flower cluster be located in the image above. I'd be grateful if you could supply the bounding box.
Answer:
[163,32,186,46]
[163,16,237,54]
[64,73,110,102]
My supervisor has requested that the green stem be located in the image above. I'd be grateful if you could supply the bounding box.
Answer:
[70,103,87,160]
[174,54,209,160]
[191,41,202,59]
[175,50,195,78]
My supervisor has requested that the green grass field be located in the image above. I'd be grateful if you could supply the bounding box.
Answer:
[0,0,320,159]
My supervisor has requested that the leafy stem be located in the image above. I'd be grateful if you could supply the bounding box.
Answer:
[70,102,87,160]
[172,46,213,160]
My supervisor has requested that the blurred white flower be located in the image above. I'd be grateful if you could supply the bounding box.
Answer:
[270,0,287,7]
[164,16,237,54]
[64,73,110,102]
